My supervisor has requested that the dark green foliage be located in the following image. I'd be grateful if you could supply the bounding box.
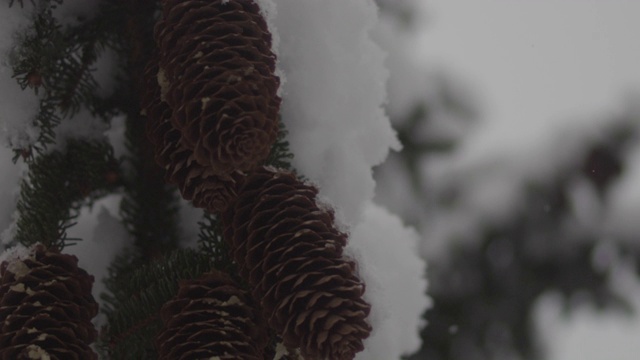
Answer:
[8,0,122,158]
[14,139,119,250]
[198,212,234,274]
[99,248,215,360]
[266,120,295,171]
[114,0,181,259]
[99,2,186,356]
[118,110,181,258]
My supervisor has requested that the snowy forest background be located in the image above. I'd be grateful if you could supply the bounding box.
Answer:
[0,0,639,359]
[376,1,640,359]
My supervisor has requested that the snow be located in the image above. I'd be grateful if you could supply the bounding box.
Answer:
[0,242,31,266]
[254,0,283,97]
[371,10,440,124]
[53,108,110,148]
[269,1,429,358]
[348,202,429,359]
[65,197,128,310]
[270,0,400,226]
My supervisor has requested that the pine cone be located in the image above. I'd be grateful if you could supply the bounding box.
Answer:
[0,245,98,359]
[222,168,372,360]
[142,55,239,213]
[156,270,268,360]
[155,0,280,176]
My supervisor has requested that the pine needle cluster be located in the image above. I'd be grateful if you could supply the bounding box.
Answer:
[14,139,118,250]
[7,0,120,158]
[99,248,215,359]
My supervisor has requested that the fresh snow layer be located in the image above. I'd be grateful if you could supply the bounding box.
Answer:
[270,0,400,226]
[349,202,429,359]
[268,1,428,358]
[0,242,31,265]
[65,196,128,316]
[371,11,432,122]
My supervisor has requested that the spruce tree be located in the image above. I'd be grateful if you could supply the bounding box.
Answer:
[0,1,372,359]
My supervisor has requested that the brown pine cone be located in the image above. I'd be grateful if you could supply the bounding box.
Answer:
[0,245,98,359]
[155,0,280,176]
[142,55,239,213]
[222,168,372,360]
[156,270,268,360]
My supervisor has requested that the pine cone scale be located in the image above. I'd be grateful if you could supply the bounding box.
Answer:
[223,168,371,359]
[0,246,99,359]
[153,0,280,175]
[156,271,268,359]
[142,55,239,213]
[143,0,281,212]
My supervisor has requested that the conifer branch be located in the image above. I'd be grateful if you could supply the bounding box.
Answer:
[115,0,180,259]
[267,120,295,171]
[99,248,215,359]
[118,106,181,258]
[98,3,186,355]
[14,139,119,250]
[7,0,119,159]
[197,212,234,274]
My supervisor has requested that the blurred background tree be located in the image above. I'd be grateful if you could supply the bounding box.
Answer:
[374,1,640,359]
